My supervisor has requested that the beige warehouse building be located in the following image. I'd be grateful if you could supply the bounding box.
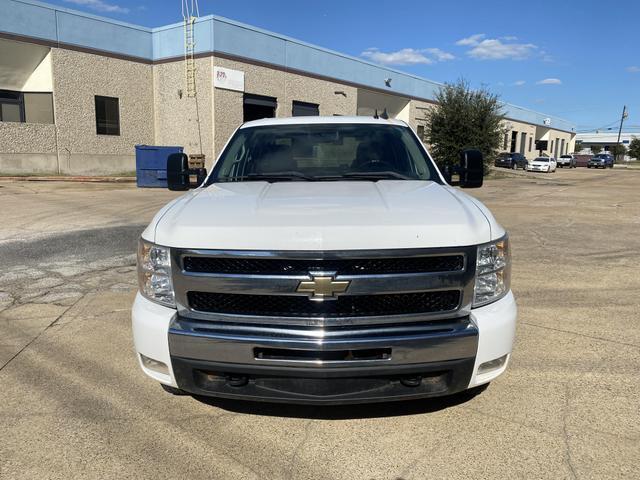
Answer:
[0,0,576,175]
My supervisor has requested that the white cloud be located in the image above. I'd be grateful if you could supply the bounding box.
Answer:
[627,66,640,73]
[424,48,455,62]
[468,39,537,60]
[361,47,455,66]
[361,48,432,65]
[456,33,537,60]
[456,34,486,46]
[63,0,129,13]
[536,78,562,85]
[540,50,553,62]
[501,36,518,41]
[513,80,526,86]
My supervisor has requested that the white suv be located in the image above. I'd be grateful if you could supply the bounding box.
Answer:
[558,155,577,168]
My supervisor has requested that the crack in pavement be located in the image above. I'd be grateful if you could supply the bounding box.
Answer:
[0,293,87,373]
[285,419,315,480]
[562,383,578,480]
[522,322,640,349]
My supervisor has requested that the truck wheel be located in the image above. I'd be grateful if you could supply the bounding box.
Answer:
[160,383,189,396]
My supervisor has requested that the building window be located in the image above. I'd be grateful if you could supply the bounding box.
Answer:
[0,90,25,123]
[0,90,54,124]
[292,100,319,117]
[244,93,277,122]
[95,95,120,135]
[24,93,54,124]
[417,125,425,141]
[550,140,554,153]
[503,133,508,150]
[510,131,517,153]
[529,136,533,152]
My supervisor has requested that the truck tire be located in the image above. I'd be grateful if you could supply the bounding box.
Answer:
[160,383,189,396]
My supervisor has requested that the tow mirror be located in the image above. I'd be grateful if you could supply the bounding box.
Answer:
[167,153,207,191]
[459,149,484,188]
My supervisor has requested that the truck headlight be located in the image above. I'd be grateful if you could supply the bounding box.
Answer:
[137,238,175,308]
[474,236,511,307]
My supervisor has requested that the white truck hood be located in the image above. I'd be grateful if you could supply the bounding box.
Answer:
[147,181,501,250]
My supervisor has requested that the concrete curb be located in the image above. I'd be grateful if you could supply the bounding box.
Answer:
[0,176,136,183]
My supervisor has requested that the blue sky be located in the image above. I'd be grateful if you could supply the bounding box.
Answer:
[51,0,639,131]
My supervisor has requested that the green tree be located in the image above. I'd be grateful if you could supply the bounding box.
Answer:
[628,137,640,160]
[610,144,627,162]
[591,145,602,155]
[574,140,583,153]
[425,79,505,170]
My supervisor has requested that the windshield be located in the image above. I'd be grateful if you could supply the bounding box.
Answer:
[535,158,549,162]
[208,123,440,183]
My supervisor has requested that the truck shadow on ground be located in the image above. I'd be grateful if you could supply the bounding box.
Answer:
[191,384,488,419]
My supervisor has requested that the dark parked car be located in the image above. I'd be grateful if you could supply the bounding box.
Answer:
[558,154,577,168]
[588,154,614,169]
[495,152,527,170]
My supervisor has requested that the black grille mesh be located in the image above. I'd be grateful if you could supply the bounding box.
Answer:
[187,290,460,318]
[183,255,464,275]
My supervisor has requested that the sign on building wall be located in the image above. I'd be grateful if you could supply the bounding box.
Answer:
[213,67,245,92]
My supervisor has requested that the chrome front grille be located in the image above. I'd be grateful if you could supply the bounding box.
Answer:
[187,290,461,318]
[172,247,477,326]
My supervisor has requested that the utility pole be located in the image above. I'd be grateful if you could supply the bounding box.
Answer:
[615,105,628,163]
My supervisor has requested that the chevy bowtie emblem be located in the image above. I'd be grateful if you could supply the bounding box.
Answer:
[296,274,350,300]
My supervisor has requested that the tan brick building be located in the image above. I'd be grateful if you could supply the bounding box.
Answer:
[0,0,576,175]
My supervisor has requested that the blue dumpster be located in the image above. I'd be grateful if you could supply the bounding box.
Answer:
[135,145,183,188]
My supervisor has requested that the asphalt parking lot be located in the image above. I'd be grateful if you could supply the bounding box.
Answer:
[1,168,638,480]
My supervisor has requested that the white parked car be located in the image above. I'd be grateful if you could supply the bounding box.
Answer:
[132,117,517,405]
[527,156,557,173]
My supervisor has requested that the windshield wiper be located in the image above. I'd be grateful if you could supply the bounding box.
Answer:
[338,171,416,181]
[217,172,315,182]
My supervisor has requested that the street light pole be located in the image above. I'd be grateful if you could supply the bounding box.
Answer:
[615,105,627,163]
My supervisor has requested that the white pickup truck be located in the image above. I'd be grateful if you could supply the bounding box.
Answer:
[132,117,517,404]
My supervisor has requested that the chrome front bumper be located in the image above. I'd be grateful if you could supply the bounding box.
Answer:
[168,315,478,403]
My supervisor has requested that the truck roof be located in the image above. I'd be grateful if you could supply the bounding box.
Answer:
[240,116,409,129]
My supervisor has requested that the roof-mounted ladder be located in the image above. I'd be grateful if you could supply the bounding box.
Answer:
[182,0,200,98]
